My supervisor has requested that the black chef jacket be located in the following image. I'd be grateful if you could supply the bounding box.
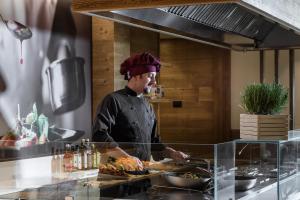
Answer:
[92,86,165,161]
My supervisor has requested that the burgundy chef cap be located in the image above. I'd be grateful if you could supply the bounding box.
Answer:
[120,52,161,80]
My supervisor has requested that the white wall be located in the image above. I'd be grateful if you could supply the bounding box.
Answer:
[231,49,300,129]
[231,51,259,129]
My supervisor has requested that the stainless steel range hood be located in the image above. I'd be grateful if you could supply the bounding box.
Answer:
[73,0,300,50]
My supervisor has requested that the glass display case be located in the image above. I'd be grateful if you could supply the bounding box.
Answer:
[0,135,300,200]
[0,141,235,200]
[235,131,300,200]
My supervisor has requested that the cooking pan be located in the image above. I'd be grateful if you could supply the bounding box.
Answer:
[46,56,85,114]
[224,175,257,191]
[235,175,257,191]
[164,171,211,188]
[163,167,211,188]
[46,4,85,115]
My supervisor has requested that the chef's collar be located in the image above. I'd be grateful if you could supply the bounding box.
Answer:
[125,86,138,96]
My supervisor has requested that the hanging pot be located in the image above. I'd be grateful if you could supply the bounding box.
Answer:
[45,1,85,115]
[46,56,85,114]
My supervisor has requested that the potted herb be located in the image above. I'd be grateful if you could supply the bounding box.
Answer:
[240,83,288,140]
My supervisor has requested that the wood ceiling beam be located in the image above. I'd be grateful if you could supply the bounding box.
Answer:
[72,0,239,12]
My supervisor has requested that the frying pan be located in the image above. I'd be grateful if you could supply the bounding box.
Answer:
[164,171,211,188]
[163,167,212,188]
[224,175,257,191]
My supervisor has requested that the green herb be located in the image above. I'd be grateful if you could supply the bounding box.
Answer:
[240,83,288,115]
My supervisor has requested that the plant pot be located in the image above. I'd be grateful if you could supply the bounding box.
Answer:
[240,114,288,140]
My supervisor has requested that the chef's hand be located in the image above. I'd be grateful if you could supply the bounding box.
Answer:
[164,147,189,162]
[128,156,144,171]
[109,147,144,170]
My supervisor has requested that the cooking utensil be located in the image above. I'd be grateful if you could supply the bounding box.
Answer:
[235,175,257,191]
[238,144,249,156]
[164,171,211,188]
[46,56,85,114]
[163,167,212,188]
[178,157,212,172]
[224,175,257,191]
[185,158,208,162]
[0,14,32,40]
[0,14,32,64]
[45,2,85,114]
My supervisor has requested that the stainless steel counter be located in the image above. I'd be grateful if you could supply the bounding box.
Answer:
[0,167,299,200]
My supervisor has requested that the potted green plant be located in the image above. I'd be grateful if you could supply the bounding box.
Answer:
[240,83,288,140]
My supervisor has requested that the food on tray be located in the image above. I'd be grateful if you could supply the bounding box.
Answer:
[179,172,203,179]
[114,157,144,171]
[99,163,128,176]
[99,156,146,177]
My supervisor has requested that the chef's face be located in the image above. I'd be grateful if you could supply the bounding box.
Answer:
[139,72,157,94]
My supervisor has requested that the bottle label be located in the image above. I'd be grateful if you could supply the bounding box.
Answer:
[73,154,78,169]
[97,152,101,166]
[93,153,97,168]
[84,152,88,169]
[51,157,57,177]
[64,158,73,172]
[88,154,93,169]
[78,155,82,170]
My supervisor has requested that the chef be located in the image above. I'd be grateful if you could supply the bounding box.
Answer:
[92,52,188,164]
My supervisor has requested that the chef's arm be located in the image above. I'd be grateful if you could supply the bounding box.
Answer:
[162,146,189,161]
[92,95,125,156]
[104,146,130,158]
[92,95,120,144]
[150,119,167,160]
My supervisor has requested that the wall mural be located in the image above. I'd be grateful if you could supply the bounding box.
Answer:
[0,0,91,148]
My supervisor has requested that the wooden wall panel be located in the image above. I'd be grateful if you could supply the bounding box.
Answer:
[92,19,159,117]
[114,23,130,91]
[159,39,231,144]
[130,28,159,57]
[92,17,114,118]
